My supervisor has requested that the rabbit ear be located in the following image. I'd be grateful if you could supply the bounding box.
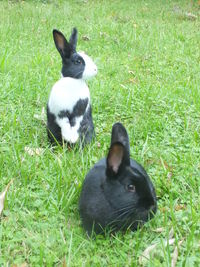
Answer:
[111,123,130,155]
[53,29,72,59]
[69,27,78,52]
[106,123,130,177]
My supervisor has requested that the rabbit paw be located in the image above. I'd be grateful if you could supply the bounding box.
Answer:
[62,127,79,143]
[69,131,79,143]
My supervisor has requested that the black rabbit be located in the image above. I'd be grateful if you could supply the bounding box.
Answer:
[47,28,97,146]
[79,123,157,235]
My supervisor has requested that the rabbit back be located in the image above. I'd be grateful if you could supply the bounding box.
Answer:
[47,78,94,145]
[79,159,112,234]
[48,78,90,115]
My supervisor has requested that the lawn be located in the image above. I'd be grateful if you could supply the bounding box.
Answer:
[0,0,200,266]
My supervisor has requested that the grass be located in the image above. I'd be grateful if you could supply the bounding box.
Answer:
[0,0,200,266]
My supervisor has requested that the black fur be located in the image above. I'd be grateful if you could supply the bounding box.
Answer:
[62,53,85,78]
[79,105,95,144]
[58,98,89,120]
[79,123,157,235]
[47,105,62,144]
[53,28,85,78]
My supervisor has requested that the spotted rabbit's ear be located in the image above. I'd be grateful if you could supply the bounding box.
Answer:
[69,28,78,53]
[106,123,130,177]
[53,29,72,59]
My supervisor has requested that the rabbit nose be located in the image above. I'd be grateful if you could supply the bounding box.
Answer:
[140,197,156,210]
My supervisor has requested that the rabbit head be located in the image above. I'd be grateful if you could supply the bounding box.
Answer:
[53,28,97,79]
[79,123,157,235]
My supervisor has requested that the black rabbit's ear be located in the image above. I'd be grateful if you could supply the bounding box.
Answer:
[111,123,130,155]
[106,123,130,177]
[53,29,72,59]
[69,27,78,52]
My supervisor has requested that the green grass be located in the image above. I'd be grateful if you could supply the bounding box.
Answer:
[0,0,200,266]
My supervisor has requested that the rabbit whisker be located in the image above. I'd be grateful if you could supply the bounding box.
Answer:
[114,204,136,221]
[112,203,135,215]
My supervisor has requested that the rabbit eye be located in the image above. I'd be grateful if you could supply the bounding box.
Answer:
[75,59,81,64]
[127,184,136,192]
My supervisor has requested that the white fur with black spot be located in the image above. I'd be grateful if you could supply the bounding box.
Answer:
[48,77,90,143]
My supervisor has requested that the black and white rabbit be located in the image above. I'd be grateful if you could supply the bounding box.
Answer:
[79,123,157,235]
[47,28,97,145]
